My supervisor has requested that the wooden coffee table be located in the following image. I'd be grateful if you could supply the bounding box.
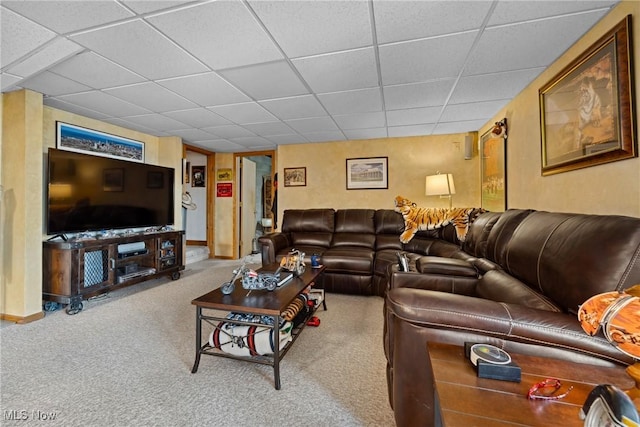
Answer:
[428,342,635,426]
[191,264,326,389]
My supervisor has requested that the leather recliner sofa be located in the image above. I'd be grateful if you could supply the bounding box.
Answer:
[385,209,640,426]
[258,208,475,296]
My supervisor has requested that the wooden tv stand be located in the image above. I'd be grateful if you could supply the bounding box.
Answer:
[43,230,184,314]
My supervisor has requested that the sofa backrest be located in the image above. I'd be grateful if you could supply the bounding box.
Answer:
[331,209,376,248]
[485,209,534,265]
[462,211,502,258]
[374,210,404,251]
[504,211,640,315]
[281,209,335,248]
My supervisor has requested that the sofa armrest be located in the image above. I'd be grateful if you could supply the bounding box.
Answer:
[388,265,479,296]
[416,256,478,277]
[258,233,291,266]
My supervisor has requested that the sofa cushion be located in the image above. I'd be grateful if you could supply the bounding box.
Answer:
[321,247,375,274]
[416,256,477,278]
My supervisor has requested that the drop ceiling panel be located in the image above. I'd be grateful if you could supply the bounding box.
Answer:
[43,97,111,121]
[202,125,255,139]
[5,38,83,78]
[464,11,607,76]
[343,128,388,140]
[379,32,478,85]
[292,48,379,93]
[383,80,456,110]
[157,72,250,107]
[168,128,220,143]
[487,1,616,26]
[71,20,208,80]
[164,108,231,128]
[147,1,283,70]
[104,82,197,113]
[230,136,273,148]
[334,111,386,130]
[318,88,382,115]
[49,51,145,89]
[219,61,309,100]
[449,68,544,104]
[2,1,134,34]
[373,0,493,43]
[243,121,296,136]
[119,113,189,132]
[193,139,246,153]
[208,102,278,124]
[1,73,21,91]
[440,100,510,123]
[1,7,56,67]
[249,0,372,57]
[267,134,308,145]
[56,91,152,117]
[388,124,436,138]
[285,116,340,134]
[259,95,327,120]
[386,106,442,127]
[302,131,346,143]
[122,1,197,15]
[20,71,91,96]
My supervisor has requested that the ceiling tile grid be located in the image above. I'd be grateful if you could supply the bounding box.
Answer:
[0,0,619,152]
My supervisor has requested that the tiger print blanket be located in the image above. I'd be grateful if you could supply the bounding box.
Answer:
[394,195,484,243]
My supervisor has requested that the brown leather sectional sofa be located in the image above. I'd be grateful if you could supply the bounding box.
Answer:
[259,207,640,426]
[258,208,473,296]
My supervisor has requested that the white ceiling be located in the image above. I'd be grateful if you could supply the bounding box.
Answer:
[1,0,619,153]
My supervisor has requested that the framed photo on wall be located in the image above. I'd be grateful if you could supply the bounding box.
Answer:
[346,157,388,190]
[480,127,506,212]
[283,167,306,187]
[539,15,636,176]
[192,166,205,187]
[57,121,144,162]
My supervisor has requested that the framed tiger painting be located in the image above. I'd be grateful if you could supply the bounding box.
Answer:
[480,123,507,212]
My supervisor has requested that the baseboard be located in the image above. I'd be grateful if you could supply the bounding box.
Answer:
[1,311,45,324]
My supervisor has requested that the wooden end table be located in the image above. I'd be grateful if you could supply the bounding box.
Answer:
[428,342,636,426]
[191,264,326,389]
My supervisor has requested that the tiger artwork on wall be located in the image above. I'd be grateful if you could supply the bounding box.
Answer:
[394,195,484,243]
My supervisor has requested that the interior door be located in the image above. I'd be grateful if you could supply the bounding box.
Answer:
[240,158,257,258]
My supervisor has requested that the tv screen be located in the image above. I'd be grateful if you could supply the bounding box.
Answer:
[46,148,175,235]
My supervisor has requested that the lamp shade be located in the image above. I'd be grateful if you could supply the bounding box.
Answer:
[425,174,456,196]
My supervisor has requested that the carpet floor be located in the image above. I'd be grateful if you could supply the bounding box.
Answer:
[0,259,396,426]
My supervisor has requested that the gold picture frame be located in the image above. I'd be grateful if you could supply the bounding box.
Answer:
[539,15,636,176]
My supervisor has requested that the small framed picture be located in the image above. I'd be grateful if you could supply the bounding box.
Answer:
[192,166,205,187]
[284,167,306,187]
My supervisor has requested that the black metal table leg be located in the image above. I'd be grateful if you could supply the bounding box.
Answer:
[191,306,202,373]
[273,314,281,390]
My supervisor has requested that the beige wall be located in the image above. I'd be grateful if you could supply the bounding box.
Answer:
[275,133,479,222]
[1,91,182,319]
[481,1,640,217]
[214,152,234,257]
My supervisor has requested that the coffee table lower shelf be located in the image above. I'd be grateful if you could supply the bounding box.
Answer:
[190,301,325,390]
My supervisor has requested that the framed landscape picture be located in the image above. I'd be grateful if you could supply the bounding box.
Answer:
[480,128,506,212]
[539,15,636,176]
[346,157,388,190]
[57,122,144,162]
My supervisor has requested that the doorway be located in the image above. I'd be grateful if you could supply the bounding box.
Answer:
[234,151,275,259]
[183,145,215,260]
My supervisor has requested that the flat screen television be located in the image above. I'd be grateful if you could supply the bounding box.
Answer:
[46,148,175,235]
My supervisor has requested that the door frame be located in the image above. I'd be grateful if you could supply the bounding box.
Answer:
[183,144,215,258]
[233,150,276,259]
